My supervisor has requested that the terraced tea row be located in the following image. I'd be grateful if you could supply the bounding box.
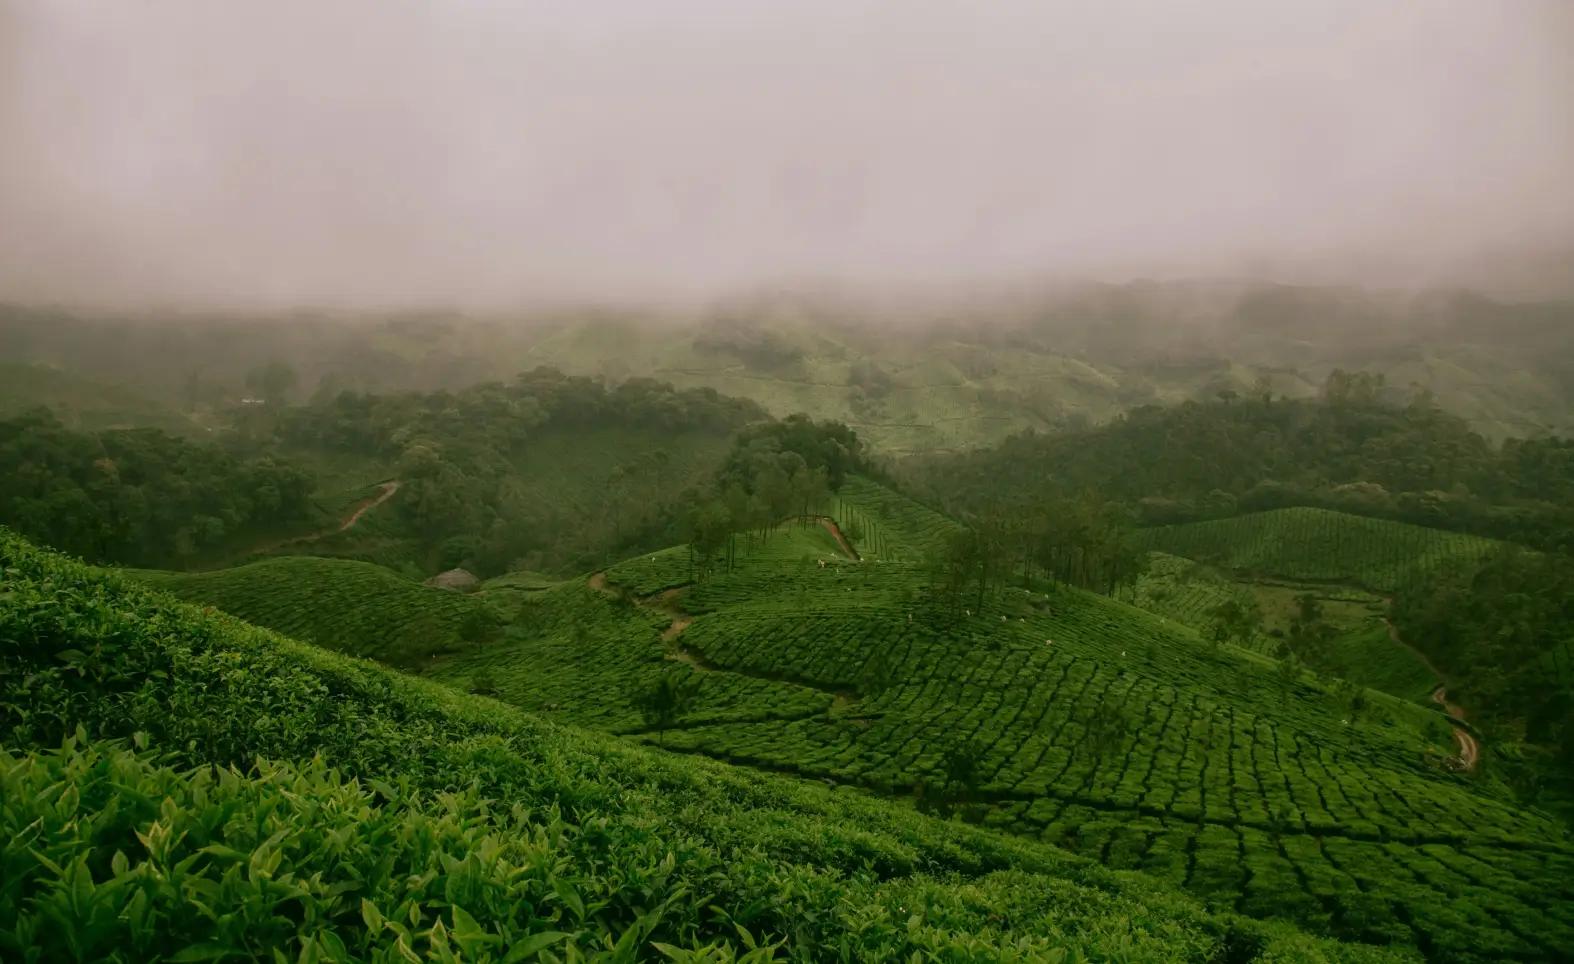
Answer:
[127,556,490,668]
[429,577,835,733]
[443,521,1571,959]
[629,559,1574,958]
[832,475,962,559]
[1137,508,1500,594]
[109,481,1574,960]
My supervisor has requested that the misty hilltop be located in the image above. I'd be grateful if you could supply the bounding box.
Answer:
[5,280,1573,452]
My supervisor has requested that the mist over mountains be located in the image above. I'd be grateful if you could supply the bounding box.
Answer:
[2,0,1571,308]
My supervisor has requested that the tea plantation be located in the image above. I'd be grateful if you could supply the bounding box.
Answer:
[657,571,1574,958]
[10,472,1574,962]
[124,555,499,669]
[1128,554,1437,700]
[411,486,1574,961]
[1,528,1417,963]
[827,476,962,561]
[1136,509,1500,595]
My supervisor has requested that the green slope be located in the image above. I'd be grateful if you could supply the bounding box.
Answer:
[126,556,496,669]
[434,524,851,731]
[1324,623,1444,705]
[514,312,1574,452]
[0,362,204,437]
[428,511,1573,958]
[1137,508,1500,595]
[11,284,1574,455]
[829,475,963,560]
[1129,553,1438,702]
[1,528,1423,963]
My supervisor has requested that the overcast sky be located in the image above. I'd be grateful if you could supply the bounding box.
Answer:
[1,0,1571,309]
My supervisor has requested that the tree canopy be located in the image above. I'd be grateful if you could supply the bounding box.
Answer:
[0,408,315,567]
[903,371,1574,552]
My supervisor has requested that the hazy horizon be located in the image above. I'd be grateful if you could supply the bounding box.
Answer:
[2,0,1572,310]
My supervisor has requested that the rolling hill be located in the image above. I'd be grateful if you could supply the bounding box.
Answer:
[1,527,1427,963]
[126,555,499,669]
[410,487,1574,961]
[9,282,1574,455]
[1129,553,1441,705]
[1136,508,1501,595]
[0,362,204,437]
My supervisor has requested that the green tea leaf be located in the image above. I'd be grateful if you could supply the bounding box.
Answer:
[500,930,571,963]
[361,898,384,932]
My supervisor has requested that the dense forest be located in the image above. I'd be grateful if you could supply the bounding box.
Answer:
[0,408,316,567]
[903,371,1574,551]
[274,368,771,575]
[1392,546,1574,811]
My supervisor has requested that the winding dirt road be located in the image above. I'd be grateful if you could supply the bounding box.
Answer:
[338,480,401,531]
[242,479,401,558]
[1430,684,1479,770]
[1384,616,1478,770]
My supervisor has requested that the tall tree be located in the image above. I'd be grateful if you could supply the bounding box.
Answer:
[636,670,701,747]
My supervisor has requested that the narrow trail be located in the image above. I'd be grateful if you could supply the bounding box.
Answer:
[243,479,402,557]
[1429,684,1479,770]
[587,573,689,654]
[810,516,859,561]
[1383,614,1478,771]
[338,480,401,532]
[587,572,856,704]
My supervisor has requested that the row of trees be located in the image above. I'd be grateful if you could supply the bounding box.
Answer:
[924,492,1148,618]
[683,459,837,580]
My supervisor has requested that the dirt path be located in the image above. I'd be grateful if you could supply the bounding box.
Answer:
[588,574,857,709]
[1430,684,1479,770]
[242,479,401,558]
[1383,615,1478,771]
[338,480,401,531]
[813,516,859,561]
[645,587,695,651]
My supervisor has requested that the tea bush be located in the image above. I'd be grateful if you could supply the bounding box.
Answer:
[1136,509,1498,595]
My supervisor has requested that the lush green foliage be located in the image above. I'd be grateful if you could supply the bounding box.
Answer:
[272,368,765,577]
[0,363,200,437]
[1137,509,1498,596]
[419,483,1574,961]
[0,528,1414,963]
[831,476,962,561]
[14,294,1574,964]
[434,528,846,733]
[714,415,870,493]
[902,382,1574,553]
[0,408,317,567]
[1393,546,1574,814]
[635,564,1574,960]
[1130,556,1435,700]
[125,556,497,669]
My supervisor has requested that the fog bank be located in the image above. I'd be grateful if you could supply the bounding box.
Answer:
[1,0,1571,308]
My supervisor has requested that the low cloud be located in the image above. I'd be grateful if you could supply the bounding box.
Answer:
[1,0,1571,308]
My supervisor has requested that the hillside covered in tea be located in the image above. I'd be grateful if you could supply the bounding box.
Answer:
[7,332,1574,963]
